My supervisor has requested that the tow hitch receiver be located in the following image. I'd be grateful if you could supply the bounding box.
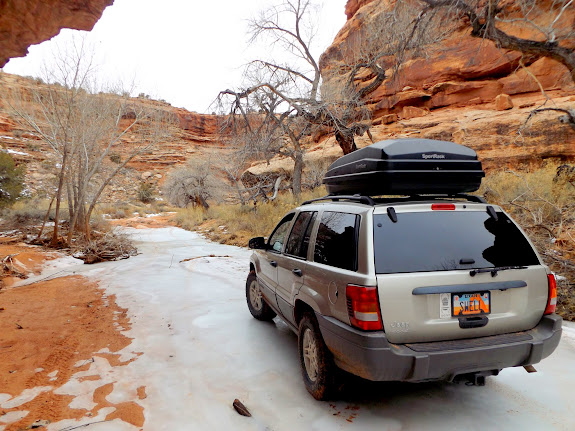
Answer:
[455,370,499,386]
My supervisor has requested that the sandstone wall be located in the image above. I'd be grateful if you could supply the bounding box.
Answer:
[319,0,575,165]
[0,0,114,67]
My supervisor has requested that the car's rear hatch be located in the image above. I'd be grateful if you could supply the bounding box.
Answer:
[373,203,549,344]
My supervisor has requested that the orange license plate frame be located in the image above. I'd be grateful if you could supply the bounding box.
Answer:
[452,292,490,317]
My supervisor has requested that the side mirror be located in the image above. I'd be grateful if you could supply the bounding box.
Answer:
[249,237,267,249]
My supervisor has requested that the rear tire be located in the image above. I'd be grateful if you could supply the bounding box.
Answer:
[246,272,276,321]
[298,312,337,400]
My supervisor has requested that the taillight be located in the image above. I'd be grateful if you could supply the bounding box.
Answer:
[431,203,456,210]
[544,274,557,315]
[346,284,383,331]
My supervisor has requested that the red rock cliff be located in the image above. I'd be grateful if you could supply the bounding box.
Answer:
[0,0,114,67]
[318,0,575,165]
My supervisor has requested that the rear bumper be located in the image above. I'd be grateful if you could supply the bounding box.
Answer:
[317,313,562,382]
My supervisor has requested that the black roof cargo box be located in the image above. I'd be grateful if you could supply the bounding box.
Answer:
[323,138,485,196]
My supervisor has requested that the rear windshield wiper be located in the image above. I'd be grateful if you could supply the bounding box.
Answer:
[470,266,527,277]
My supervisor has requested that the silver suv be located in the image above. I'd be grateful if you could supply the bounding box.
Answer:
[245,141,562,400]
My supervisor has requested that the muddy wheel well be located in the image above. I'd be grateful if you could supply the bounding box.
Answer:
[249,263,255,273]
[294,300,315,327]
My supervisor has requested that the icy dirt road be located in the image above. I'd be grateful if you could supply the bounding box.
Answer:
[47,227,575,430]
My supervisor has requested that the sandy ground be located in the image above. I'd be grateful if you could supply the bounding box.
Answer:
[107,214,176,230]
[0,240,144,431]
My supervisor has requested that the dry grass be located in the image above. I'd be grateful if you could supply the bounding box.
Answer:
[0,198,59,228]
[175,187,328,247]
[0,198,140,264]
[480,162,574,320]
[95,200,176,220]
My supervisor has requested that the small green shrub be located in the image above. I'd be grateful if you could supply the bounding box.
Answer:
[109,153,122,164]
[0,152,25,209]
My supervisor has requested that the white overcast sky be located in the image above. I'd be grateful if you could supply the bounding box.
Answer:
[3,0,347,113]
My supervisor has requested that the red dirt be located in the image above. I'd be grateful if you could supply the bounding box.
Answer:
[0,241,143,430]
[109,214,176,229]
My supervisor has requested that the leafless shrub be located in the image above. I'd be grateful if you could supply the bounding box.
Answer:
[72,230,137,264]
[302,158,334,190]
[163,158,222,209]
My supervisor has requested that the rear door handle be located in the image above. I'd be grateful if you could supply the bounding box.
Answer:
[269,260,278,267]
[292,269,302,277]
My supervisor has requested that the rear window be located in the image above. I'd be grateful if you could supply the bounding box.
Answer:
[374,211,540,274]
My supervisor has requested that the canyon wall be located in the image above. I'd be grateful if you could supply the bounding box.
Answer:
[0,73,225,201]
[318,0,575,168]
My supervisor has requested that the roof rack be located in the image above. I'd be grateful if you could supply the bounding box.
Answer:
[301,193,486,206]
[302,194,376,206]
[376,193,487,204]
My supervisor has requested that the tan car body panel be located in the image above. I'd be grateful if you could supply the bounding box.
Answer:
[371,203,550,343]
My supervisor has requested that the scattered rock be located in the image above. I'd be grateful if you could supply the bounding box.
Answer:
[141,171,153,180]
[402,106,430,120]
[495,94,514,111]
[233,399,252,417]
[452,129,465,144]
[377,114,398,125]
[29,419,50,428]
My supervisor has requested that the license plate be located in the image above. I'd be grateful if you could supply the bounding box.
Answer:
[452,292,490,317]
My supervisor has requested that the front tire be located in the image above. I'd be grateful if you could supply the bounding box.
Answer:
[246,272,276,321]
[298,312,337,400]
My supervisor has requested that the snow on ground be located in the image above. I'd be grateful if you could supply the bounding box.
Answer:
[2,148,29,156]
[11,255,85,288]
[5,227,575,430]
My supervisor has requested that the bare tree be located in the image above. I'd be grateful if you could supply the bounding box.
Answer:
[5,37,172,244]
[219,0,452,197]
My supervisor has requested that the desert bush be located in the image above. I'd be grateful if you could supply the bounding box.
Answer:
[480,163,574,320]
[89,213,112,232]
[163,158,222,209]
[109,153,122,164]
[302,158,334,190]
[0,198,55,228]
[137,182,155,203]
[26,142,41,151]
[95,203,132,219]
[0,152,25,208]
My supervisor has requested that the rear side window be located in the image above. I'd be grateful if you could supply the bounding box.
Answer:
[285,211,317,258]
[373,211,540,274]
[314,212,359,271]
